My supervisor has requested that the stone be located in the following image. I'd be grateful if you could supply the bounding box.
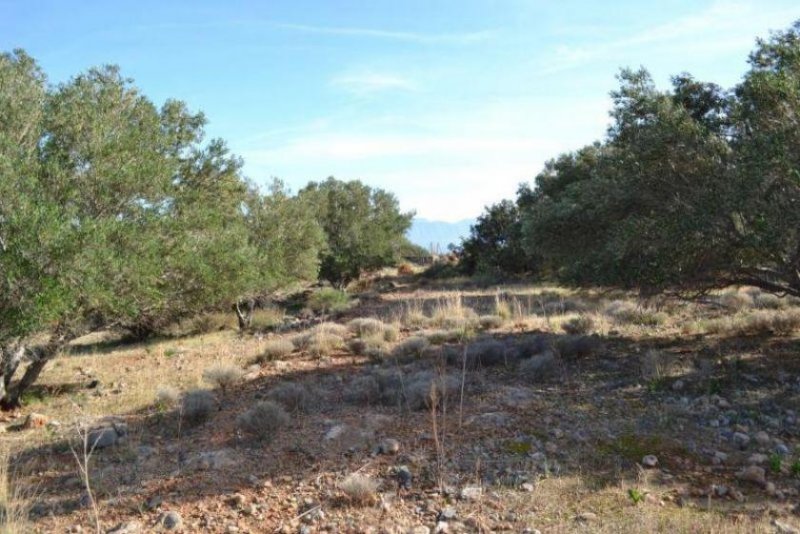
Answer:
[773,519,800,534]
[438,507,457,521]
[737,465,766,486]
[672,379,685,391]
[395,466,412,490]
[377,438,401,455]
[323,424,347,441]
[159,511,183,530]
[521,483,535,492]
[22,413,49,429]
[87,422,127,449]
[775,443,791,456]
[732,432,750,449]
[575,512,598,522]
[186,449,237,471]
[144,495,163,510]
[748,453,768,465]
[465,412,511,428]
[106,521,142,534]
[712,484,728,497]
[641,455,658,468]
[754,431,770,446]
[459,486,482,501]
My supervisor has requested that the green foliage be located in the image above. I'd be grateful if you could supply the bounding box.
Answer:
[298,177,414,285]
[307,288,351,313]
[791,459,800,476]
[475,20,800,298]
[769,454,783,474]
[628,488,646,505]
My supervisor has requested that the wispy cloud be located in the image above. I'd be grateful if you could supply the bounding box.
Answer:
[274,22,494,44]
[331,72,417,96]
[542,0,800,74]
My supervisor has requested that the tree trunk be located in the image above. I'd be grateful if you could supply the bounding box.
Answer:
[1,333,69,410]
[235,299,254,331]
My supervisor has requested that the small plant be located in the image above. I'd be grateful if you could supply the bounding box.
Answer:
[155,385,180,410]
[181,389,216,425]
[464,338,509,368]
[426,329,463,345]
[554,335,601,359]
[769,453,782,474]
[628,488,646,504]
[495,294,513,320]
[347,318,386,337]
[202,363,244,393]
[518,351,559,381]
[268,382,314,413]
[478,314,505,330]
[382,323,400,342]
[307,332,345,358]
[236,400,290,442]
[339,474,379,505]
[307,288,351,313]
[256,338,295,363]
[791,459,800,476]
[348,333,387,356]
[561,315,594,335]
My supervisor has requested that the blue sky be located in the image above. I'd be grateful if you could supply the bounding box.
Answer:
[3,1,799,221]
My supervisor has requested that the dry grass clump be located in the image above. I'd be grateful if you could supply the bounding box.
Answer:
[391,336,430,361]
[495,293,513,320]
[0,448,30,534]
[339,474,379,505]
[717,290,753,311]
[561,315,595,335]
[513,335,550,359]
[457,338,511,368]
[381,323,400,342]
[479,314,505,330]
[155,385,180,409]
[348,334,388,359]
[751,292,788,310]
[604,300,667,326]
[169,311,237,336]
[405,370,460,410]
[534,292,587,315]
[640,349,672,381]
[202,363,244,393]
[249,307,285,330]
[182,389,216,425]
[518,351,560,381]
[256,338,295,363]
[347,317,386,336]
[554,335,602,359]
[236,400,290,442]
[293,323,347,357]
[314,322,349,337]
[703,309,800,337]
[267,382,316,413]
[425,329,464,345]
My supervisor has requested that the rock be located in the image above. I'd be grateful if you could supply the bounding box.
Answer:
[227,493,247,509]
[754,431,770,446]
[22,413,49,429]
[732,432,751,449]
[144,495,163,510]
[87,422,127,449]
[106,521,142,534]
[434,522,449,534]
[323,424,347,441]
[521,483,535,492]
[186,449,237,471]
[748,453,768,465]
[438,507,457,521]
[642,455,658,468]
[672,379,685,391]
[712,451,728,465]
[737,465,766,486]
[575,512,598,522]
[377,438,401,455]
[775,443,791,456]
[766,482,777,495]
[459,486,482,501]
[395,466,413,490]
[159,511,183,530]
[712,484,728,497]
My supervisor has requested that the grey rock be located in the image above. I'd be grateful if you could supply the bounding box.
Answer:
[106,521,142,534]
[754,431,770,446]
[186,449,237,471]
[738,465,766,486]
[159,511,183,530]
[377,438,401,455]
[465,412,511,428]
[438,506,457,521]
[459,486,482,501]
[87,422,127,449]
[642,455,658,468]
[732,432,751,449]
[775,443,791,456]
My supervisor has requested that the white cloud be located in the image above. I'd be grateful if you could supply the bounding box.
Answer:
[275,23,494,45]
[331,72,417,96]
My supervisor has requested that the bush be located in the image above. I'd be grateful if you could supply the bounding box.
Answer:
[343,374,381,405]
[182,389,216,424]
[404,370,460,410]
[236,400,290,442]
[751,292,787,310]
[604,300,667,326]
[391,336,430,361]
[425,329,464,345]
[479,315,505,330]
[307,333,344,358]
[307,288,351,313]
[256,338,295,363]
[561,315,595,335]
[382,323,400,342]
[518,351,559,380]
[512,335,550,359]
[704,309,800,336]
[202,363,244,393]
[268,382,315,413]
[249,307,284,330]
[717,290,753,311]
[348,333,387,356]
[554,335,601,359]
[347,318,386,337]
[339,474,379,505]
[460,338,510,368]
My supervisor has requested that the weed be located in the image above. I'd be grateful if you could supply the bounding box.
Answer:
[268,382,315,414]
[202,363,244,393]
[392,336,430,361]
[339,474,378,505]
[769,454,782,474]
[256,338,295,363]
[478,314,505,330]
[791,459,800,476]
[182,389,216,425]
[155,385,180,410]
[628,488,646,505]
[561,315,595,335]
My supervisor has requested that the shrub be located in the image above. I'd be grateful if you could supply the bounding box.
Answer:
[155,385,180,409]
[554,335,601,359]
[382,323,400,342]
[256,338,295,363]
[479,315,505,330]
[307,288,351,313]
[717,290,753,311]
[249,307,284,329]
[307,332,345,358]
[236,400,290,442]
[339,474,379,505]
[751,292,786,310]
[495,295,513,320]
[391,336,430,361]
[704,309,800,336]
[404,370,460,410]
[640,349,669,381]
[343,374,381,405]
[561,315,595,335]
[348,333,387,356]
[462,338,510,368]
[604,300,667,326]
[513,335,549,359]
[347,318,386,337]
[518,351,559,380]
[315,322,350,337]
[182,389,216,424]
[268,382,315,413]
[425,329,464,345]
[202,363,244,393]
[397,263,415,275]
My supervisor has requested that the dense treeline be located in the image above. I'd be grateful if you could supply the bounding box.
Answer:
[462,21,800,298]
[0,51,409,407]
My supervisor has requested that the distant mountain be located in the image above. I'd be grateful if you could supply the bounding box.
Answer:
[407,217,474,253]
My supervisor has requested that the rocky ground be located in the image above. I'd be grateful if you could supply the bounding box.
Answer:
[3,278,800,533]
